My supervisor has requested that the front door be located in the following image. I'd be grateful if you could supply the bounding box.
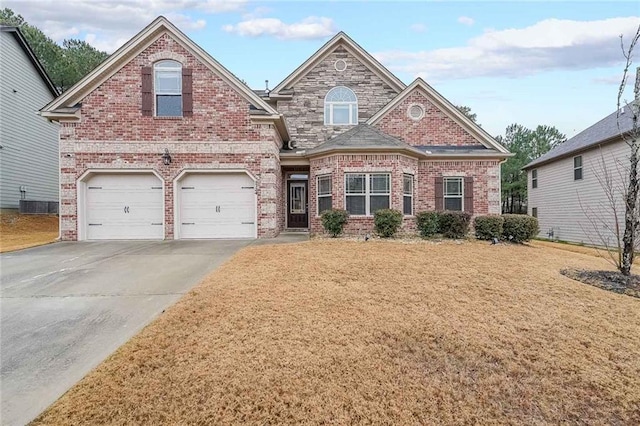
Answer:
[287,180,308,228]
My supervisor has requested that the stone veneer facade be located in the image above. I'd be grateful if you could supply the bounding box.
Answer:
[275,46,400,149]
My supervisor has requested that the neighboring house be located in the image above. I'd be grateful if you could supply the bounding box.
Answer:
[40,16,510,241]
[0,26,59,211]
[523,104,635,245]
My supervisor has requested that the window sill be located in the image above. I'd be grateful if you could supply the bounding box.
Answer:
[153,116,183,120]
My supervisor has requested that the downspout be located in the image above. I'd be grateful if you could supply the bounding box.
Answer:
[57,126,62,242]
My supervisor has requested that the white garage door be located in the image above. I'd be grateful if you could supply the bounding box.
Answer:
[179,173,256,239]
[85,173,163,240]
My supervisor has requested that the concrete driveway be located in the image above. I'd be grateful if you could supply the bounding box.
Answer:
[0,240,253,426]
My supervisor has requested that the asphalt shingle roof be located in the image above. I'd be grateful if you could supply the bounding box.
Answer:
[305,124,425,156]
[524,103,636,169]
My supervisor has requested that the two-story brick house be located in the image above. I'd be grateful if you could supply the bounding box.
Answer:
[41,16,510,240]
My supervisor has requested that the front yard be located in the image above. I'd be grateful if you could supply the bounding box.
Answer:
[33,240,640,424]
[0,212,58,253]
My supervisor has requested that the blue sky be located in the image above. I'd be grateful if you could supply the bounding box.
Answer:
[7,0,640,138]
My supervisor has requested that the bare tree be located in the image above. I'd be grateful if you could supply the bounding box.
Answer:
[619,26,640,276]
[579,25,640,275]
[579,150,635,269]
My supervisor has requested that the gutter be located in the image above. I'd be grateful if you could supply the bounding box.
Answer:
[522,135,626,171]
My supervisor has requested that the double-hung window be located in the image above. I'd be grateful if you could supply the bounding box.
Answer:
[574,156,583,180]
[345,173,390,216]
[443,177,463,211]
[317,175,332,214]
[532,169,538,188]
[154,60,182,117]
[403,174,413,215]
[324,87,358,125]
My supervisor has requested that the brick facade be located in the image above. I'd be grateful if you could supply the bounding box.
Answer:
[59,33,282,241]
[307,154,501,236]
[275,45,399,149]
[376,89,478,147]
[51,19,507,241]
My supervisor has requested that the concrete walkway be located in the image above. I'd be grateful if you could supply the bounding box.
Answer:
[0,240,256,426]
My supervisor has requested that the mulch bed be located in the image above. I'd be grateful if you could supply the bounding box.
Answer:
[561,268,640,298]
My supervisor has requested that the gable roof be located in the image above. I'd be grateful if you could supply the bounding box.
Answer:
[305,124,426,157]
[271,32,406,94]
[523,103,636,170]
[40,16,286,136]
[0,26,58,97]
[367,78,510,155]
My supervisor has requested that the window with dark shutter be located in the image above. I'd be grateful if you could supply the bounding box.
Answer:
[141,67,153,116]
[182,68,193,117]
[443,177,463,211]
[154,60,182,117]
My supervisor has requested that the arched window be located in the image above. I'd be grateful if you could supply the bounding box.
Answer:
[154,60,182,117]
[324,86,357,125]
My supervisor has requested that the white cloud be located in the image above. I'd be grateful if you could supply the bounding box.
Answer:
[374,17,640,81]
[410,23,427,33]
[223,16,336,40]
[3,0,244,52]
[457,16,475,26]
[592,74,625,85]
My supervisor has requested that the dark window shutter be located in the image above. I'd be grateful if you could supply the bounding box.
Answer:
[464,176,474,214]
[141,67,153,116]
[182,68,193,117]
[435,177,444,211]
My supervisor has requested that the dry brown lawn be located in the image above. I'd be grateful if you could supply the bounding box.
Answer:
[32,240,640,425]
[0,212,58,252]
[530,239,626,260]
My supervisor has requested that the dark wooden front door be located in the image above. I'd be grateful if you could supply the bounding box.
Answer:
[287,180,308,228]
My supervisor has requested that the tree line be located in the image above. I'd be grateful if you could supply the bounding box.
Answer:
[455,106,566,213]
[1,8,108,93]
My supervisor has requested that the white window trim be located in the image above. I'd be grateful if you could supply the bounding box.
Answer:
[531,169,538,189]
[154,60,182,117]
[324,87,358,125]
[317,175,332,216]
[573,156,583,181]
[403,174,414,216]
[344,173,390,216]
[443,176,464,212]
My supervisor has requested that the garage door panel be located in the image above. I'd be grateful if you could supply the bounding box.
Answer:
[85,174,163,240]
[179,173,256,239]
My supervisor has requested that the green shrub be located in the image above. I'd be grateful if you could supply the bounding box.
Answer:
[438,211,471,239]
[373,209,403,238]
[416,211,441,238]
[502,214,539,242]
[321,209,349,237]
[474,215,504,240]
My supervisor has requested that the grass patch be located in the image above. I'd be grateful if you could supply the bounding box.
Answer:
[32,240,640,424]
[0,212,58,253]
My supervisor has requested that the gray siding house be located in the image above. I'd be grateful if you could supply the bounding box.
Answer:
[523,104,635,246]
[0,26,59,210]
